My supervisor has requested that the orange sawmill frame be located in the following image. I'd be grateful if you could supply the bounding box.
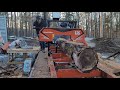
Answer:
[48,45,102,78]
[48,45,115,78]
[48,55,102,78]
[39,28,88,46]
[39,28,114,78]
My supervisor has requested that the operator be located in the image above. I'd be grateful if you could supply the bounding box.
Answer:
[33,16,48,53]
[60,22,70,28]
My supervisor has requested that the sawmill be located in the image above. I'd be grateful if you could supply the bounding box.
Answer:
[0,12,120,78]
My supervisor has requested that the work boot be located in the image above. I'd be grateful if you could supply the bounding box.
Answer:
[40,49,42,51]
[42,49,45,53]
[40,46,42,51]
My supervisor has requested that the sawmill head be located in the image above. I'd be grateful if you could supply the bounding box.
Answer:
[72,47,98,72]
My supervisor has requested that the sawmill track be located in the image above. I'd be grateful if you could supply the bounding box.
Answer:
[29,48,50,78]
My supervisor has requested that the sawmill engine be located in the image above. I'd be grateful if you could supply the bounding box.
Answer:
[56,39,99,73]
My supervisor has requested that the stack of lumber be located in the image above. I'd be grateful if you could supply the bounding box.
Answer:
[97,53,120,78]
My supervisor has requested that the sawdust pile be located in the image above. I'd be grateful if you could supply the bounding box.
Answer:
[91,38,120,53]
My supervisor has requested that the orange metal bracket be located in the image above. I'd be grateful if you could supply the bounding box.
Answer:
[53,57,71,62]
[52,53,67,59]
[2,42,10,51]
[57,69,102,78]
[39,28,88,46]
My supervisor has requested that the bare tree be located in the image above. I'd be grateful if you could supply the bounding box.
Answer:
[14,12,17,36]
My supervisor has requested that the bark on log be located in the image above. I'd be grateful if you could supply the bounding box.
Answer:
[57,38,98,72]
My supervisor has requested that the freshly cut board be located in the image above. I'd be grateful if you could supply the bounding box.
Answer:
[97,53,120,78]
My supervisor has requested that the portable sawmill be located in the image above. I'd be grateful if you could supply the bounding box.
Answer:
[39,19,120,78]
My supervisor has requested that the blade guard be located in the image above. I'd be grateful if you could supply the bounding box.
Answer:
[39,27,88,46]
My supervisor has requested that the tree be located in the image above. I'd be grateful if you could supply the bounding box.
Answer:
[14,12,17,36]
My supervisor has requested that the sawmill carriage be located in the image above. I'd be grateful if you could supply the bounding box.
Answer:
[39,19,120,78]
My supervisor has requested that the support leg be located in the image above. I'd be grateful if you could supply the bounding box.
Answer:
[48,42,50,56]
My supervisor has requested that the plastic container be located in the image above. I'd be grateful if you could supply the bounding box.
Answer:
[23,58,33,74]
[0,54,9,64]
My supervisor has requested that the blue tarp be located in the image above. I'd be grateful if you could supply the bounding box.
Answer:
[23,59,32,74]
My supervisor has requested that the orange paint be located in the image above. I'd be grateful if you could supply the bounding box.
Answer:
[57,69,102,78]
[39,28,87,46]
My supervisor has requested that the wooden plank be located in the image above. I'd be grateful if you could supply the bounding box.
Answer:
[97,53,120,71]
[100,12,103,38]
[7,47,40,53]
[29,50,50,78]
[104,60,120,70]
[97,53,120,78]
[57,38,84,46]
[48,57,57,78]
[97,63,120,78]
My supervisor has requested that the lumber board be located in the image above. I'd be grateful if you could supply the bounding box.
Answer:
[7,47,40,53]
[48,57,57,78]
[97,53,120,78]
[57,38,85,46]
[29,49,50,78]
[97,63,120,78]
[97,53,120,71]
[105,60,120,70]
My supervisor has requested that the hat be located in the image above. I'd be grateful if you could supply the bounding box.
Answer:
[36,16,41,20]
[60,22,67,27]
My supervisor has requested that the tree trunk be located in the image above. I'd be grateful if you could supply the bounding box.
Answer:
[28,12,31,37]
[91,13,93,37]
[6,12,9,37]
[11,12,14,36]
[14,12,17,36]
[116,13,119,38]
[24,12,27,37]
[21,12,24,37]
[119,12,120,38]
[110,12,113,39]
[99,12,103,38]
[19,12,21,37]
[94,13,97,38]
[85,14,88,37]
[76,12,80,28]
[31,12,34,37]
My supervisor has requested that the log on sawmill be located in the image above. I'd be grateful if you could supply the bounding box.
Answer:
[56,38,98,72]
